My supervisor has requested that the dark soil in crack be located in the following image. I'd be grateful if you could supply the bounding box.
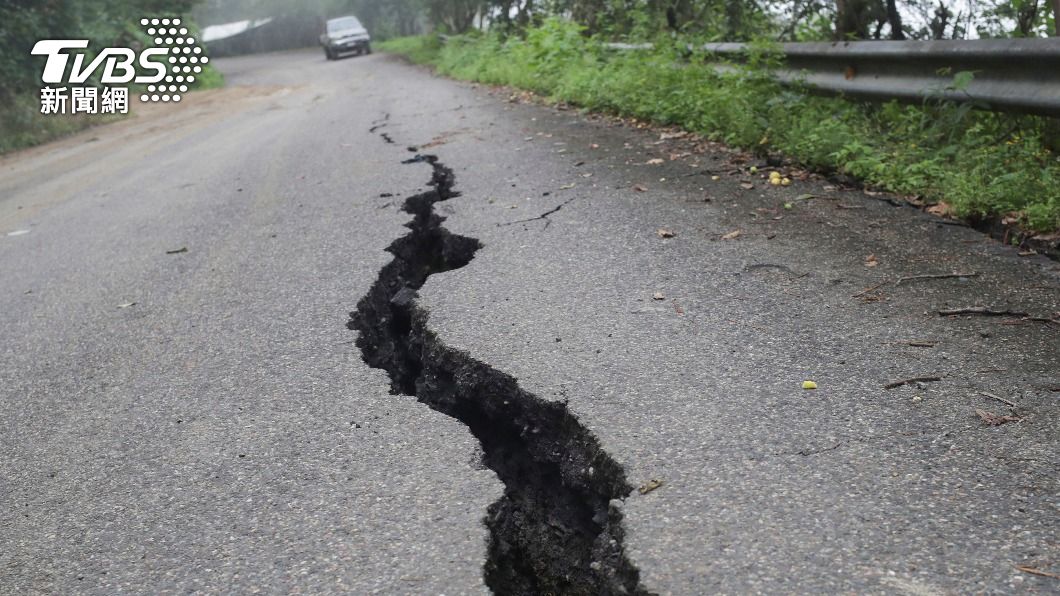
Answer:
[348,152,649,595]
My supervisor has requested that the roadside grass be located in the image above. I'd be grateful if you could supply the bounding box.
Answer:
[0,92,124,155]
[378,35,445,64]
[0,61,224,156]
[380,25,1060,232]
[193,63,226,91]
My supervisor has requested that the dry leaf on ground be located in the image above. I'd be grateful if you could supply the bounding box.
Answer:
[975,408,1021,426]
[927,202,951,216]
[638,479,664,494]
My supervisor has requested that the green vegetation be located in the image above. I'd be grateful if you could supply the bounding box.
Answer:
[5,0,1059,227]
[0,63,224,155]
[193,62,225,90]
[381,25,1060,230]
[0,94,122,155]
[0,1,216,155]
[377,34,447,62]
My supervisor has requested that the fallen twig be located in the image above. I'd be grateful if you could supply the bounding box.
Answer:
[852,280,888,298]
[980,391,1018,408]
[938,307,1029,317]
[884,376,942,389]
[906,340,937,347]
[975,408,1022,426]
[897,272,978,285]
[1015,566,1060,580]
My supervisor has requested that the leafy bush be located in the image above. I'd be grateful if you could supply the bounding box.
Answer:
[0,5,219,155]
[382,25,1060,231]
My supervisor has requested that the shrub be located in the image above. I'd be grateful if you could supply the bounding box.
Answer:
[381,27,1060,231]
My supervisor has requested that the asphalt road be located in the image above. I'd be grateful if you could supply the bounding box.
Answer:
[1,48,1058,594]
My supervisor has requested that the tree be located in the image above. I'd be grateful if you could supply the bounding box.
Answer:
[884,0,905,38]
[0,0,197,101]
[835,0,880,38]
[426,0,481,32]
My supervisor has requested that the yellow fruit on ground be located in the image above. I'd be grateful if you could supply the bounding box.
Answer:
[802,380,818,390]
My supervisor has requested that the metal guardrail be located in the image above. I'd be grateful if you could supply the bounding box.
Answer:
[607,39,1060,117]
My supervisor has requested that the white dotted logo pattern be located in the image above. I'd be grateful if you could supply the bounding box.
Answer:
[138,17,209,103]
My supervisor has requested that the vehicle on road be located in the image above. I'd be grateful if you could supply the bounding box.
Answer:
[321,16,371,60]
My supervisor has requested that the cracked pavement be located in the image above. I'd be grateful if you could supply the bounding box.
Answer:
[1,48,1058,594]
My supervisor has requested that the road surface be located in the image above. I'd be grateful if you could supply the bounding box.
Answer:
[1,48,1058,594]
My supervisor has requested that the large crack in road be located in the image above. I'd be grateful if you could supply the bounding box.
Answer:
[349,126,649,594]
